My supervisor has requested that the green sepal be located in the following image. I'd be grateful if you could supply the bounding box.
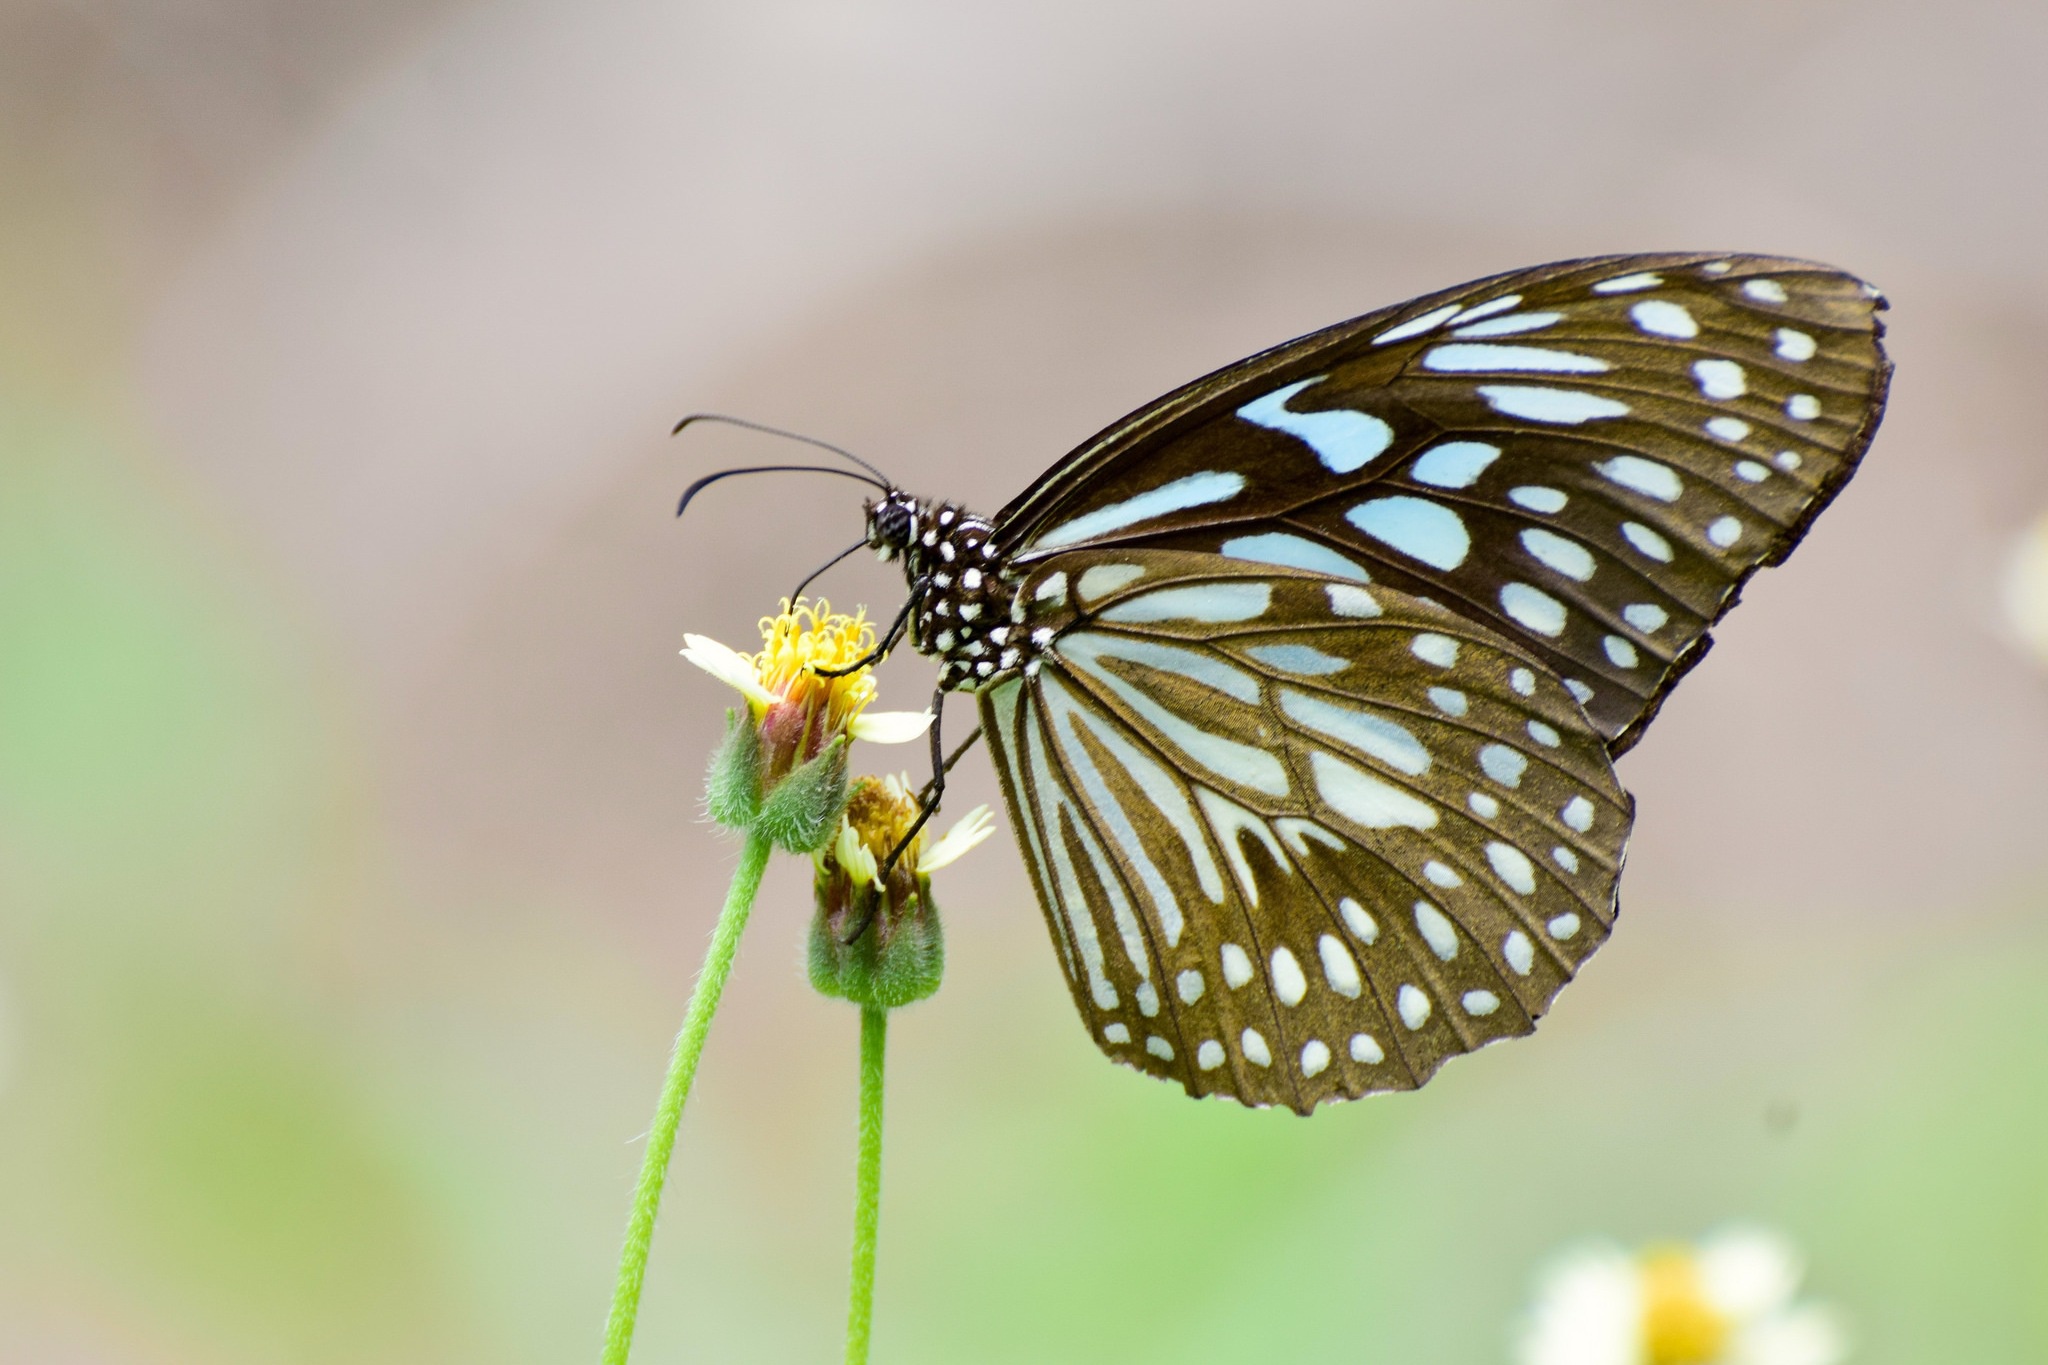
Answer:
[756,734,849,853]
[704,709,763,830]
[809,884,945,1010]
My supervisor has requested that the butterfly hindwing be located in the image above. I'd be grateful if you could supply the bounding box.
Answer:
[997,253,1890,753]
[978,549,1632,1112]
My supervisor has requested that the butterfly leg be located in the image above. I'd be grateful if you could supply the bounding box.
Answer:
[842,685,951,944]
[921,724,983,802]
[813,581,926,679]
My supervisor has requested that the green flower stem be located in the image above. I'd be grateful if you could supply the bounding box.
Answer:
[845,1004,888,1365]
[602,827,774,1365]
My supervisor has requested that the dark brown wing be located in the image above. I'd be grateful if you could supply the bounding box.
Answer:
[996,253,1889,753]
[979,549,1631,1113]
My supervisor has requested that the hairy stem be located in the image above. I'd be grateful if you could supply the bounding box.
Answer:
[602,827,774,1365]
[845,1004,888,1365]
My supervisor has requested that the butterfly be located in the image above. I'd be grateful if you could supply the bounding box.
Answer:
[691,253,1890,1113]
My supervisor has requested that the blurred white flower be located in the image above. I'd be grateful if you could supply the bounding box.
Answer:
[2000,508,2048,669]
[1516,1227,1847,1365]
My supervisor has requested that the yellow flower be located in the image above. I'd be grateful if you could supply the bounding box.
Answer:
[1517,1227,1847,1365]
[683,598,931,777]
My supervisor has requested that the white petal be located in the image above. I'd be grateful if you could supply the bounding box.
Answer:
[833,817,877,888]
[919,804,997,873]
[1732,1305,1849,1365]
[1515,1243,1642,1365]
[849,709,936,744]
[680,633,776,707]
[1700,1226,1803,1318]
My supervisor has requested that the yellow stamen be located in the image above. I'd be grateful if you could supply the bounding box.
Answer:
[1640,1247,1732,1365]
[750,597,879,733]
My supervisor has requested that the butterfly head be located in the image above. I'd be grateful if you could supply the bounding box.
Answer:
[864,490,922,562]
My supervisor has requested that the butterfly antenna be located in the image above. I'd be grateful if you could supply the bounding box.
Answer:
[676,465,887,519]
[672,413,895,489]
[787,536,869,602]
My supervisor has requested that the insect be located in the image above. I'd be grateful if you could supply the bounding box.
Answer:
[680,253,1890,1113]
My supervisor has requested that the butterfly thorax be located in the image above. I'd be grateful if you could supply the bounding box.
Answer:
[865,491,1040,692]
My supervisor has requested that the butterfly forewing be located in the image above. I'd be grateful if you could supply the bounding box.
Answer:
[979,549,1631,1112]
[997,253,1889,753]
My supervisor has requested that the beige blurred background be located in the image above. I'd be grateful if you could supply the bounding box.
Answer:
[5,1,2048,1361]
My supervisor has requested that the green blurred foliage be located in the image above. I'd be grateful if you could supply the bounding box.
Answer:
[4,391,2047,1362]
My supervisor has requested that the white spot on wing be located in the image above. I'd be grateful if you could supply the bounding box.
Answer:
[1326,583,1382,618]
[1270,947,1308,1006]
[1708,516,1743,548]
[1786,394,1821,420]
[1630,300,1698,338]
[1520,527,1596,581]
[1477,385,1631,424]
[1197,1040,1225,1070]
[1621,522,1674,562]
[1604,634,1639,668]
[1468,792,1500,818]
[1339,897,1379,944]
[1562,795,1595,831]
[1595,455,1683,503]
[1593,271,1662,293]
[1373,303,1463,344]
[1177,969,1205,1004]
[1036,471,1246,549]
[1479,744,1527,788]
[1624,602,1669,633]
[1146,1035,1174,1060]
[1427,686,1467,717]
[1240,1028,1273,1067]
[1500,582,1568,636]
[1504,931,1535,975]
[1350,1033,1384,1063]
[1221,943,1254,989]
[1101,582,1272,624]
[1486,841,1538,895]
[1706,416,1751,442]
[1347,496,1472,570]
[1410,441,1501,489]
[1076,563,1145,602]
[1242,641,1350,677]
[1425,344,1608,374]
[1309,751,1439,830]
[1299,1040,1331,1077]
[1510,486,1569,514]
[1397,985,1432,1029]
[1410,633,1459,667]
[1450,295,1522,324]
[1451,311,1562,338]
[1694,359,1747,399]
[1462,990,1501,1016]
[1742,278,1789,303]
[1548,913,1583,940]
[1775,328,1817,361]
[1414,902,1458,961]
[1280,690,1432,775]
[1104,1023,1130,1044]
[1317,935,1362,998]
[1237,378,1394,473]
[1222,532,1369,581]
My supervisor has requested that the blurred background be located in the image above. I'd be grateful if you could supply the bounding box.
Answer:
[5,1,2048,1360]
